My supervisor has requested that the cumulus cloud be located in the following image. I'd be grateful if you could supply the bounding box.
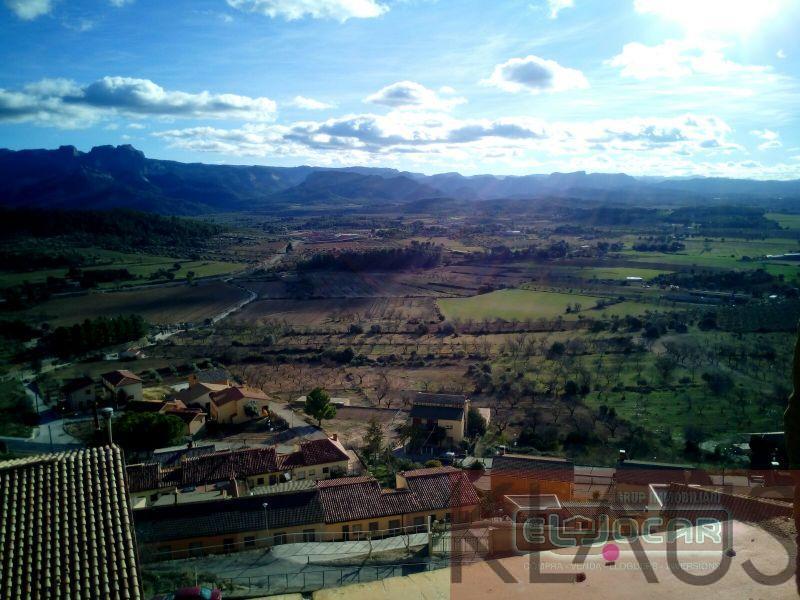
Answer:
[4,0,53,20]
[365,81,466,111]
[153,112,734,166]
[225,0,387,21]
[290,95,335,110]
[547,0,574,19]
[607,39,769,79]
[751,128,782,150]
[483,55,589,94]
[0,77,277,128]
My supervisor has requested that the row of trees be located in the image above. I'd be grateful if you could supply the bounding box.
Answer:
[296,242,442,272]
[46,314,148,359]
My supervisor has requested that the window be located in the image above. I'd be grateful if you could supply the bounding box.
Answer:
[388,520,401,535]
[256,478,264,485]
[445,513,452,522]
[369,521,379,533]
[322,467,329,473]
[303,529,316,542]
[223,538,236,552]
[413,516,425,528]
[269,475,278,485]
[352,524,363,540]
[308,469,316,478]
[296,471,306,480]
[274,532,287,545]
[244,536,256,548]
[157,545,172,559]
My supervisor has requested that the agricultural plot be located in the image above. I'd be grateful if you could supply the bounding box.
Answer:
[231,296,439,328]
[14,280,250,327]
[0,246,246,289]
[438,289,648,322]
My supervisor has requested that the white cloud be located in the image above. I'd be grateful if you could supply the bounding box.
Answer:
[290,95,335,110]
[777,49,787,59]
[0,77,277,128]
[153,112,735,166]
[483,55,589,94]
[127,122,146,129]
[4,0,53,20]
[547,0,574,19]
[109,0,134,6]
[633,0,784,36]
[365,81,466,111]
[751,128,782,150]
[225,0,387,21]
[607,39,770,79]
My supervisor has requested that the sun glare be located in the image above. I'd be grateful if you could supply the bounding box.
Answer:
[635,0,785,36]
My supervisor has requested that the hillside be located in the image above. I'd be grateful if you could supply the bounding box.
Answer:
[1,145,800,215]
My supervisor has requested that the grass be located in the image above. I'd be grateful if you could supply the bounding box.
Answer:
[556,266,672,280]
[438,289,648,322]
[0,247,246,289]
[766,212,800,231]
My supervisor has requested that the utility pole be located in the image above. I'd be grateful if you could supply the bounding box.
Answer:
[262,502,270,548]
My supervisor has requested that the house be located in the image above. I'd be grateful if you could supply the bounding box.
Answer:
[490,454,575,502]
[164,408,207,436]
[278,435,350,481]
[173,382,229,413]
[209,385,270,425]
[408,392,469,447]
[101,369,143,404]
[120,347,146,360]
[134,489,324,560]
[133,465,481,558]
[317,467,480,541]
[0,447,143,599]
[60,375,95,411]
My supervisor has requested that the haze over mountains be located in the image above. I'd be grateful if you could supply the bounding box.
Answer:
[2,144,800,215]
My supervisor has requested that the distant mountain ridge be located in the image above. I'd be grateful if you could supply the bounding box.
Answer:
[1,144,799,214]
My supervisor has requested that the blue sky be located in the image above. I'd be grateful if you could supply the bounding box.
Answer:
[1,0,799,178]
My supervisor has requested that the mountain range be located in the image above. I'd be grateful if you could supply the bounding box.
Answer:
[1,144,800,215]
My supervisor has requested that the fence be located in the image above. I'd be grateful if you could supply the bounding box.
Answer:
[141,523,438,563]
[180,561,447,597]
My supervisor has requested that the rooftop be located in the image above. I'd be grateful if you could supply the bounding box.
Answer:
[209,385,270,407]
[491,454,575,483]
[0,446,142,600]
[101,369,143,387]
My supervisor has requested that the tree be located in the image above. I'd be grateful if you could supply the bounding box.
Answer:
[363,417,384,459]
[304,387,336,427]
[115,412,185,451]
[186,270,196,286]
[466,406,487,439]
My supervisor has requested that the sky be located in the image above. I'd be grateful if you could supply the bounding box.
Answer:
[1,0,799,179]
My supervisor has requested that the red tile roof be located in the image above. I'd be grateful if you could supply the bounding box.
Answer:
[317,476,424,523]
[164,408,205,425]
[300,437,349,465]
[181,447,279,485]
[401,467,480,509]
[101,369,143,387]
[209,386,270,407]
[491,454,575,483]
[0,447,143,599]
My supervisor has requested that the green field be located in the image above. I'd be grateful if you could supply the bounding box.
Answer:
[557,266,672,280]
[766,212,800,230]
[0,247,246,289]
[438,289,649,321]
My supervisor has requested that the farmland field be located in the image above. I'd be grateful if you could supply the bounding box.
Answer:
[0,247,246,289]
[12,280,250,326]
[438,288,648,321]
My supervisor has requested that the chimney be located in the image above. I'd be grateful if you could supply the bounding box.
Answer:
[331,433,338,442]
[100,408,114,445]
[618,449,627,463]
[231,478,240,498]
[187,438,194,449]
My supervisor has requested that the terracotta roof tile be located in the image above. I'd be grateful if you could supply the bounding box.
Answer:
[401,467,480,510]
[298,438,349,466]
[491,454,575,483]
[0,446,143,599]
[181,447,279,485]
[209,386,270,407]
[101,369,143,387]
